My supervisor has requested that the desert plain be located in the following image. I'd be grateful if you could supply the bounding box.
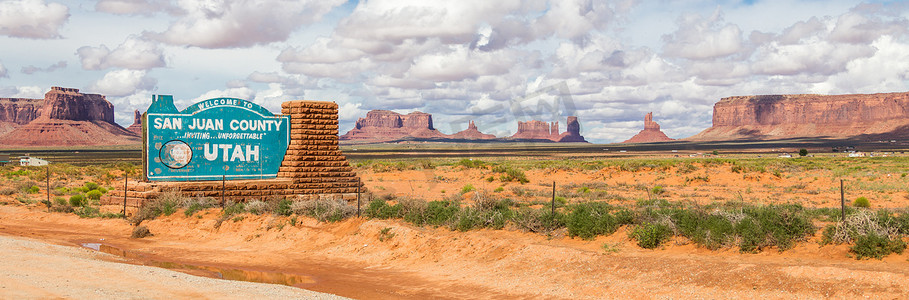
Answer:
[1,143,909,299]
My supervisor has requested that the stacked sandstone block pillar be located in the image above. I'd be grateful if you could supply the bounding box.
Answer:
[102,100,362,207]
[278,100,362,194]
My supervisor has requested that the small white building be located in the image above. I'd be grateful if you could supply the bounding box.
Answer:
[19,156,49,166]
[848,152,866,158]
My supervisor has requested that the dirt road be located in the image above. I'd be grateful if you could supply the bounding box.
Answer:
[1,204,907,299]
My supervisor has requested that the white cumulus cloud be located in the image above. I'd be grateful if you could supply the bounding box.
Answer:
[77,35,166,70]
[95,0,170,16]
[87,69,157,97]
[662,9,746,60]
[0,0,69,39]
[20,60,66,74]
[150,0,345,48]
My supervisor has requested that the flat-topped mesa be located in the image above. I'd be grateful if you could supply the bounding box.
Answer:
[0,98,42,125]
[39,87,114,122]
[623,112,673,143]
[512,120,559,140]
[688,91,909,141]
[511,116,587,142]
[0,86,138,147]
[341,109,445,141]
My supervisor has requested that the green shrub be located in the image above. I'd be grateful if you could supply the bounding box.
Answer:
[181,197,217,217]
[130,190,184,224]
[651,186,664,195]
[69,194,85,207]
[670,209,734,250]
[460,184,476,194]
[493,186,504,192]
[246,200,268,215]
[415,200,459,227]
[378,227,395,241]
[74,206,100,218]
[631,222,673,249]
[850,233,906,259]
[83,182,100,191]
[799,149,808,156]
[222,201,246,216]
[86,190,103,200]
[453,207,510,231]
[26,185,40,194]
[274,199,293,216]
[853,197,870,208]
[290,199,355,222]
[512,208,565,233]
[565,202,629,240]
[736,205,815,252]
[456,158,485,168]
[364,199,401,219]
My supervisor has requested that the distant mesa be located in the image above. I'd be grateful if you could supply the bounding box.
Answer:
[0,87,139,147]
[510,116,586,142]
[622,112,673,143]
[688,92,909,141]
[341,109,587,143]
[340,110,446,142]
[127,109,143,135]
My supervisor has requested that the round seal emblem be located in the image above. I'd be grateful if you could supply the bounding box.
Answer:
[159,140,192,169]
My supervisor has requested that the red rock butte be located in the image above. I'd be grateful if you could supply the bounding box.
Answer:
[340,110,447,142]
[622,112,673,143]
[126,109,143,136]
[510,116,586,142]
[450,121,496,140]
[341,109,587,143]
[688,92,909,141]
[0,87,138,147]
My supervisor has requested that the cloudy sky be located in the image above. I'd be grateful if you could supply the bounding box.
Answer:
[1,0,907,143]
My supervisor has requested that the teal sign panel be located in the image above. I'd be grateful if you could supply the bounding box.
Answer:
[145,95,289,181]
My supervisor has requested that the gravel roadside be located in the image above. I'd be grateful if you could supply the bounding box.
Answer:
[0,234,347,299]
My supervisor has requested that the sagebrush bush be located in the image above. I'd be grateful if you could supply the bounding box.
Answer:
[631,222,673,249]
[850,233,906,259]
[26,185,40,194]
[566,202,630,240]
[131,225,153,238]
[86,190,102,200]
[69,194,85,207]
[364,199,401,219]
[853,197,870,208]
[736,205,815,252]
[669,209,735,250]
[246,200,268,215]
[130,190,185,224]
[291,199,355,222]
[274,198,293,216]
[460,184,476,194]
[0,187,16,195]
[182,197,217,217]
[822,209,900,245]
[456,158,486,168]
[512,208,565,233]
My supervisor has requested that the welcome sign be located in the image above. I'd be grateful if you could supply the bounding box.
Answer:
[145,95,290,181]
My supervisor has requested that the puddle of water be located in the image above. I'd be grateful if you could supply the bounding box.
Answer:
[81,243,315,287]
